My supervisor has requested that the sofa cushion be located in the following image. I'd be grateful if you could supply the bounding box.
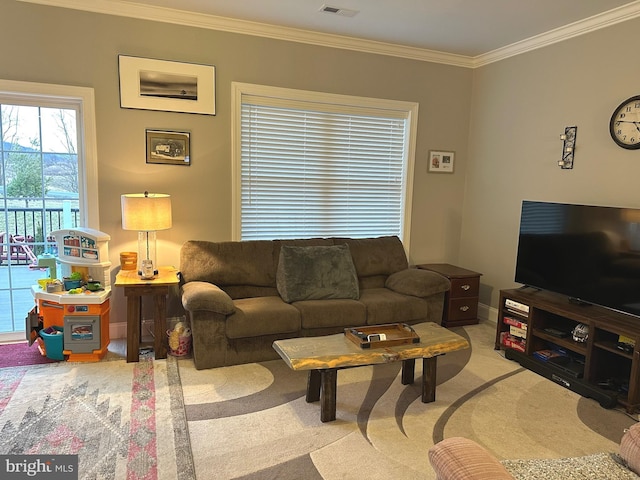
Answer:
[336,236,408,277]
[620,422,640,475]
[386,268,451,297]
[294,299,367,329]
[180,239,276,287]
[276,244,359,303]
[226,296,301,339]
[359,287,429,325]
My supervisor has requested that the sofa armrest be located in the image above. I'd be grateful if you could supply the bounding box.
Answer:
[181,281,235,315]
[385,268,450,297]
[620,422,640,475]
[428,437,514,480]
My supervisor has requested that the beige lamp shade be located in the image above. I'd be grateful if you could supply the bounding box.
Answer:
[121,192,172,231]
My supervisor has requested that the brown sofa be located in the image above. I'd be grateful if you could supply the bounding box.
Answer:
[179,236,451,369]
[428,424,640,479]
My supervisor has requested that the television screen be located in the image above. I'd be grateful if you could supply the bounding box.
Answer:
[515,200,640,317]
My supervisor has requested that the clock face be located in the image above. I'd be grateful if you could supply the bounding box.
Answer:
[610,95,640,149]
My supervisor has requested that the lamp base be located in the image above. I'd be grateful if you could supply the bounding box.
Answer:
[139,259,158,280]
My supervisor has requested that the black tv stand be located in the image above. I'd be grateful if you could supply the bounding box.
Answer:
[496,288,640,413]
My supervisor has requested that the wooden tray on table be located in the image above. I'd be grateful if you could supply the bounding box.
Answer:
[344,323,420,349]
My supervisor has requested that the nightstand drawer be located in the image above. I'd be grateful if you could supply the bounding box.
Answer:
[450,277,480,298]
[448,297,479,321]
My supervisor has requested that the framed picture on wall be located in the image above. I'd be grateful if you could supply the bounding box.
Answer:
[428,150,455,173]
[119,55,216,115]
[146,129,191,166]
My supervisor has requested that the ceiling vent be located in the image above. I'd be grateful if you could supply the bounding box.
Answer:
[319,4,359,17]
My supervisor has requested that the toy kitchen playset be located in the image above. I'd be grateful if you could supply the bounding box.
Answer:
[29,227,111,361]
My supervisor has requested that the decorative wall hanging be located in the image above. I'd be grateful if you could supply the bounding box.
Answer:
[558,126,577,169]
[119,55,215,115]
[428,150,455,173]
[146,129,191,166]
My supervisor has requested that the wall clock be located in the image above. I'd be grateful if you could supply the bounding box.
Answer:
[610,95,640,149]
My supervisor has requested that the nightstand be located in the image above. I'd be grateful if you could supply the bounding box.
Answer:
[416,263,482,327]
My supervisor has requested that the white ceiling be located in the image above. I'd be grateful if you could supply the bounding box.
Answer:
[20,0,640,66]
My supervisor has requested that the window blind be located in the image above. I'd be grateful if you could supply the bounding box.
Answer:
[240,99,409,241]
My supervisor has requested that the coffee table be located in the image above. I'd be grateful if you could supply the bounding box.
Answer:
[272,322,469,422]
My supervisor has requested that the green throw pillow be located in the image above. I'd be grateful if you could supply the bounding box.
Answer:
[276,244,360,303]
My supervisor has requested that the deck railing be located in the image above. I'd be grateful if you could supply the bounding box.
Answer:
[1,207,80,264]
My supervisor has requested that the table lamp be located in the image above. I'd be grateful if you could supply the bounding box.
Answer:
[121,192,172,279]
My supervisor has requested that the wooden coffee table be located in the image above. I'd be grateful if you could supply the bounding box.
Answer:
[272,322,469,422]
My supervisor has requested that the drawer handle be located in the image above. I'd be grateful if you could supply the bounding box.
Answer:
[459,305,470,312]
[42,301,64,309]
[461,284,471,291]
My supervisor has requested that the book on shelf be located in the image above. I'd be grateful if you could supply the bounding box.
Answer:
[532,349,568,362]
[500,331,525,352]
[505,299,529,314]
[619,335,635,347]
[509,325,527,339]
[504,316,527,330]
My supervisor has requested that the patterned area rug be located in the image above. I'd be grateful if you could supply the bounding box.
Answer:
[178,321,637,479]
[0,355,194,480]
[503,452,639,479]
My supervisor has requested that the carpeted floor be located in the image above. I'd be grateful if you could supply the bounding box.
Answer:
[178,321,638,479]
[1,321,637,479]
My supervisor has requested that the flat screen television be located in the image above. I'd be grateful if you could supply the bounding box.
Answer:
[515,200,640,318]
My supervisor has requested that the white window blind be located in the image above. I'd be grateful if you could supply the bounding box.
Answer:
[238,90,413,241]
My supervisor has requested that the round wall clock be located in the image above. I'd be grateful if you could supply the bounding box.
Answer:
[610,95,640,149]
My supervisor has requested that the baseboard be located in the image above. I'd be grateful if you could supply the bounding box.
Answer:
[479,302,497,324]
[110,322,127,340]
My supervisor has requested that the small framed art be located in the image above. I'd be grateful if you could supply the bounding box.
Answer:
[146,129,190,166]
[119,55,216,115]
[428,150,455,173]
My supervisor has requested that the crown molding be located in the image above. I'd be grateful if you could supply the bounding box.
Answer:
[15,0,474,67]
[474,1,640,67]
[17,0,640,69]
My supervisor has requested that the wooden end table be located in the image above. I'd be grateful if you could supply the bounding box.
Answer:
[115,265,179,362]
[416,263,482,327]
[273,322,469,422]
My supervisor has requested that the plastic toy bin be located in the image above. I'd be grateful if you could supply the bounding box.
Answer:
[39,326,65,360]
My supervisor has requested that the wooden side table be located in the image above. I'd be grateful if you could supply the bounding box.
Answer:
[416,263,482,327]
[115,266,179,362]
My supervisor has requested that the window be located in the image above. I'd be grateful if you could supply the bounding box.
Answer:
[232,83,418,248]
[0,79,98,340]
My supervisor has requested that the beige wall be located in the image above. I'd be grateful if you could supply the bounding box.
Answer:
[8,1,637,327]
[1,1,472,324]
[463,17,640,309]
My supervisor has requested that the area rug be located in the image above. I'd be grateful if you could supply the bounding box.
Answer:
[178,321,637,479]
[0,341,57,368]
[502,452,638,479]
[0,355,194,480]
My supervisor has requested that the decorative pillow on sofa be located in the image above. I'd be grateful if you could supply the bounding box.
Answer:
[276,245,360,303]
